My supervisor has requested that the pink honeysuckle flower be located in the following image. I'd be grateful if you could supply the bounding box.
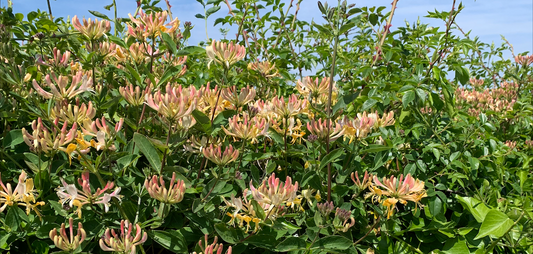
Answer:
[221,85,256,110]
[119,83,151,107]
[128,10,179,39]
[22,117,77,160]
[367,174,427,219]
[296,76,337,104]
[249,173,299,209]
[193,234,233,254]
[341,112,376,143]
[32,71,92,101]
[368,111,395,129]
[271,94,308,119]
[306,118,344,142]
[206,40,246,69]
[247,60,279,78]
[81,116,124,151]
[222,113,266,143]
[145,84,199,121]
[56,171,121,218]
[0,171,45,216]
[99,220,148,254]
[71,15,110,40]
[202,144,239,166]
[50,101,97,126]
[144,172,186,204]
[49,218,86,252]
[351,171,373,191]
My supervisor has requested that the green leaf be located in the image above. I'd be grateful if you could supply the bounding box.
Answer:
[195,13,205,19]
[36,223,60,239]
[161,33,177,55]
[276,237,307,251]
[457,196,491,223]
[368,13,378,26]
[133,133,162,173]
[88,10,110,20]
[332,92,359,115]
[252,200,266,220]
[312,235,352,251]
[441,238,470,254]
[31,240,49,254]
[360,144,393,154]
[215,223,245,244]
[192,110,212,135]
[3,129,23,148]
[150,230,188,253]
[6,206,21,231]
[361,98,377,111]
[402,90,416,108]
[176,46,206,56]
[338,21,356,34]
[474,210,514,240]
[206,6,221,17]
[319,148,344,170]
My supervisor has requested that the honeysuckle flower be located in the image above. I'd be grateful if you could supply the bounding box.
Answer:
[193,234,233,254]
[351,171,373,191]
[86,41,117,58]
[334,208,355,232]
[114,43,154,63]
[296,76,337,104]
[222,85,256,110]
[341,112,376,143]
[206,40,246,69]
[71,15,111,40]
[222,113,266,143]
[0,171,45,216]
[367,174,427,219]
[271,94,308,119]
[271,117,306,144]
[22,117,77,159]
[128,10,179,39]
[119,83,151,107]
[144,172,186,204]
[504,140,517,150]
[81,117,124,151]
[49,218,86,252]
[36,47,71,68]
[368,111,395,129]
[306,118,344,142]
[184,136,221,154]
[250,173,299,210]
[223,192,263,232]
[202,144,239,166]
[50,101,96,125]
[197,85,225,116]
[32,72,93,101]
[248,60,279,78]
[99,220,148,254]
[301,189,320,207]
[145,84,199,121]
[317,201,335,217]
[56,171,121,218]
[515,54,533,66]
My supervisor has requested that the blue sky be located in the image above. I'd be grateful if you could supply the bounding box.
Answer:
[7,0,533,59]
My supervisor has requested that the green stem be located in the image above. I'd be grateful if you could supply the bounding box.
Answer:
[304,227,322,254]
[160,120,173,171]
[324,0,342,202]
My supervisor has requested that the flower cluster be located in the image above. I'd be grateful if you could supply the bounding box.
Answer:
[72,15,111,40]
[456,79,517,117]
[222,113,266,143]
[202,144,239,166]
[342,111,395,143]
[145,84,199,122]
[366,174,427,218]
[193,234,232,254]
[49,218,86,252]
[56,171,122,218]
[206,40,246,69]
[128,10,179,39]
[145,172,186,204]
[99,220,148,254]
[0,171,45,216]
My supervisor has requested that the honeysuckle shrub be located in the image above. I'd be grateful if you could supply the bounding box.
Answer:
[1,0,533,253]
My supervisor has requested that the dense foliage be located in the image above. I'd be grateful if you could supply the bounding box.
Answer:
[1,0,533,253]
